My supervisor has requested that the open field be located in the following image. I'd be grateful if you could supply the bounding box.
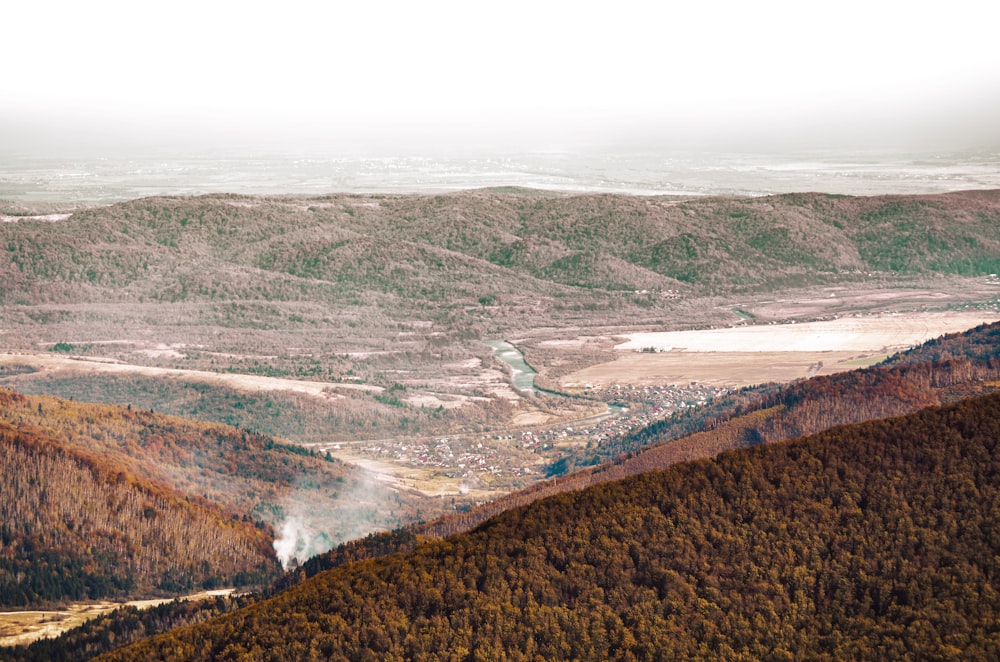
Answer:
[331,454,508,503]
[0,589,237,648]
[734,280,1000,321]
[560,350,876,389]
[615,311,998,353]
[556,311,1000,389]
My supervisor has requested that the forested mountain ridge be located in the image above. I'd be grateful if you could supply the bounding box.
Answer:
[3,189,999,310]
[101,390,1000,660]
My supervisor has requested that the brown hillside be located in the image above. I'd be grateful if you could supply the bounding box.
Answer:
[102,390,1000,660]
[0,387,418,606]
[0,390,277,606]
[3,189,1000,310]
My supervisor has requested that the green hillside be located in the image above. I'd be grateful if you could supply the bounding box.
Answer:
[3,189,999,310]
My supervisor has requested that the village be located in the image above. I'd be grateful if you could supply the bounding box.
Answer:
[322,381,730,492]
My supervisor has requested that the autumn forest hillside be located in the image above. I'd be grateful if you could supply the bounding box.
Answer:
[0,389,418,607]
[102,390,1000,660]
[0,389,275,605]
[7,322,1000,660]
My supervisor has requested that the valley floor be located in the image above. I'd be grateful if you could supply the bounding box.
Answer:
[3,308,996,502]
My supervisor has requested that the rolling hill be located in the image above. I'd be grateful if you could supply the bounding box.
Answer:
[3,189,999,314]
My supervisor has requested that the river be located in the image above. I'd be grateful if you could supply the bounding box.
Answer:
[485,340,537,394]
[486,340,627,422]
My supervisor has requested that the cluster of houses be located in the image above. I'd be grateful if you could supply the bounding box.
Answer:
[516,382,730,451]
[353,381,730,486]
[357,435,523,481]
[596,382,728,412]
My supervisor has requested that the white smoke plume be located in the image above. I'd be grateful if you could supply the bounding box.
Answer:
[273,515,326,569]
[270,470,400,569]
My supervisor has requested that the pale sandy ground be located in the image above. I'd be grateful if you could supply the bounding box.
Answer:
[403,393,477,410]
[562,312,1000,389]
[563,350,882,389]
[0,353,383,397]
[510,410,559,426]
[0,213,72,223]
[334,455,444,493]
[0,589,236,648]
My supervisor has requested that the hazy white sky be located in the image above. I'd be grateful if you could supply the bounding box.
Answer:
[4,0,999,156]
